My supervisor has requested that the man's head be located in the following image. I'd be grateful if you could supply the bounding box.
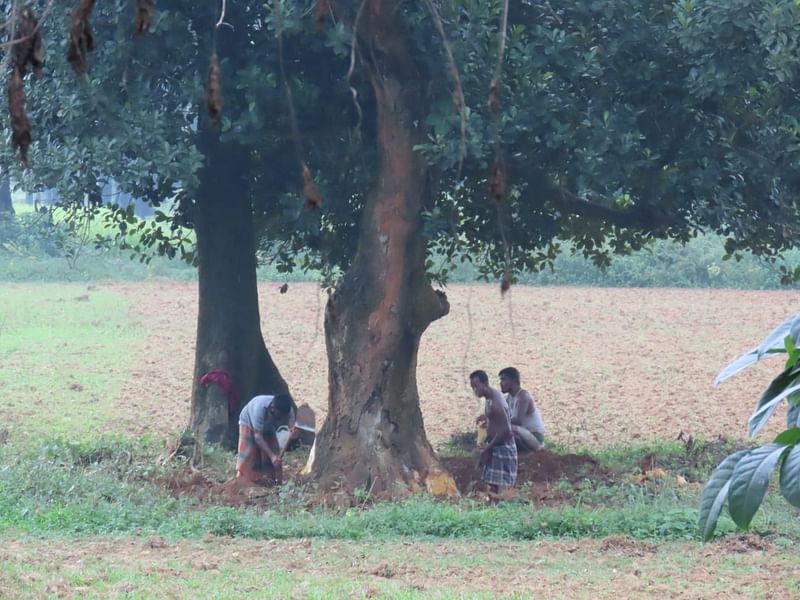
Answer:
[269,393,294,417]
[498,367,521,394]
[469,370,490,398]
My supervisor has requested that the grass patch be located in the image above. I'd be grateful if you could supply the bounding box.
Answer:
[0,284,143,444]
[0,557,488,600]
[438,431,477,458]
[5,534,800,599]
[4,436,800,543]
[576,437,748,482]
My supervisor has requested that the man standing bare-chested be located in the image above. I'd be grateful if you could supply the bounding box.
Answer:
[470,369,517,492]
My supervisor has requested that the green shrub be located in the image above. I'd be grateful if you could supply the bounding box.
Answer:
[4,207,799,288]
[442,236,800,289]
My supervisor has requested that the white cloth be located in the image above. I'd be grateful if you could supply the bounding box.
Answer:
[507,389,545,436]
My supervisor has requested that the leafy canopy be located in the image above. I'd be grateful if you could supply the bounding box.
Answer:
[4,0,800,285]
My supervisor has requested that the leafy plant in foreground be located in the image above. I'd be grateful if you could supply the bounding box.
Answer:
[699,313,800,540]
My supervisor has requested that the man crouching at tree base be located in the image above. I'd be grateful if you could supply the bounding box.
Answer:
[470,370,517,493]
[236,394,296,484]
[499,367,545,452]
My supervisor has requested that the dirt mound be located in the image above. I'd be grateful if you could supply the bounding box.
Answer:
[152,471,274,507]
[442,449,607,496]
[150,451,604,508]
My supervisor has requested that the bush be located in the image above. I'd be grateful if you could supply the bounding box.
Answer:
[0,211,69,258]
[442,235,800,290]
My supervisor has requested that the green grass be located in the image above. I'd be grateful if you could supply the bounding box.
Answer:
[0,564,481,600]
[569,438,747,482]
[0,284,143,444]
[4,532,800,599]
[6,434,800,543]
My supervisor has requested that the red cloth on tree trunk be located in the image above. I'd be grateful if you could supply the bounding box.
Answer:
[199,369,238,413]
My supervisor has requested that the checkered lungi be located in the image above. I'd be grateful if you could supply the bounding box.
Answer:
[482,439,518,487]
[236,424,278,482]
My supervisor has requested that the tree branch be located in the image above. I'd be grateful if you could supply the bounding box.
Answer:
[541,182,680,230]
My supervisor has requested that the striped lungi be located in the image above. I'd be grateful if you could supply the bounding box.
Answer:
[482,439,518,487]
[236,424,261,481]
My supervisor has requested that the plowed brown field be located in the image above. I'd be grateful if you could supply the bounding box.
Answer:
[106,281,797,450]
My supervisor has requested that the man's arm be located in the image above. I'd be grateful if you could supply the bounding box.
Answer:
[509,392,529,425]
[512,392,534,425]
[486,397,512,448]
[253,431,282,468]
[523,391,535,416]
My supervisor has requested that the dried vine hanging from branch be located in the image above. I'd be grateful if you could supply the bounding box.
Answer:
[276,0,322,209]
[12,6,43,78]
[133,0,155,36]
[345,0,366,139]
[206,51,222,126]
[6,2,44,164]
[313,0,331,32]
[486,0,510,184]
[302,164,322,209]
[488,155,506,202]
[486,0,512,295]
[423,0,467,179]
[8,68,31,163]
[66,0,96,76]
[488,0,509,113]
[206,0,226,126]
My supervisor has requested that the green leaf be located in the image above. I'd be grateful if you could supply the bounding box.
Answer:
[788,399,800,429]
[774,428,800,446]
[715,314,800,385]
[699,449,748,542]
[749,365,800,434]
[791,315,800,346]
[728,444,787,529]
[748,378,800,437]
[762,315,800,357]
[714,351,761,385]
[779,444,800,508]
[785,335,800,369]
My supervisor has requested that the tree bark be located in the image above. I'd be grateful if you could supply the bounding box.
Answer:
[189,130,288,448]
[0,178,13,214]
[309,0,457,496]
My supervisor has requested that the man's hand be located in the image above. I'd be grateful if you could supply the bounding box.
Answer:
[269,453,284,484]
[476,443,492,467]
[475,414,487,426]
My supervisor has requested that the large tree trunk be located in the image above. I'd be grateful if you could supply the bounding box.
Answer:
[189,131,288,448]
[309,0,457,496]
[0,178,12,214]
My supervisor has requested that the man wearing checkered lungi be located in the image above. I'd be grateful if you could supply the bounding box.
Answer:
[236,393,296,483]
[470,369,517,492]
